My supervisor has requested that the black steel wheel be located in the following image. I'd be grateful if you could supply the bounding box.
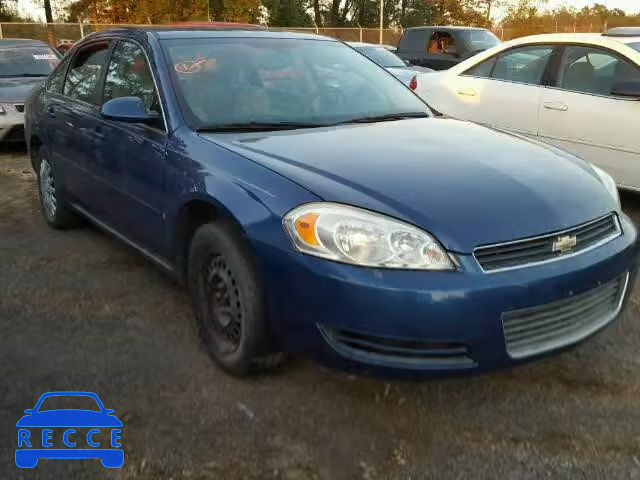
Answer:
[188,221,284,375]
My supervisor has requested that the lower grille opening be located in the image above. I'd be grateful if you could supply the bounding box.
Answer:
[502,273,628,359]
[319,325,475,368]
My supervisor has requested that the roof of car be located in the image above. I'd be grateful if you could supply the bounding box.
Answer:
[85,27,331,42]
[604,27,640,37]
[404,26,488,32]
[347,42,386,48]
[0,38,49,48]
[507,32,640,47]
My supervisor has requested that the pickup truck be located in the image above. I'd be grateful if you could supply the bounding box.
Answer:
[396,26,500,70]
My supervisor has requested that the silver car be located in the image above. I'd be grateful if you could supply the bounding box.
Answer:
[0,39,60,143]
[347,41,432,90]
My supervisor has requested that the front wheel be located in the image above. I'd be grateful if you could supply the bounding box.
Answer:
[187,222,284,376]
[36,156,80,229]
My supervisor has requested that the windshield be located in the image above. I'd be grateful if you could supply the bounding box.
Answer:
[0,46,59,77]
[163,37,429,129]
[630,42,640,53]
[460,30,500,52]
[354,45,406,68]
[37,395,101,412]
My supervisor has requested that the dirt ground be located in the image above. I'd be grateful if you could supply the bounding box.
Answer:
[2,146,640,480]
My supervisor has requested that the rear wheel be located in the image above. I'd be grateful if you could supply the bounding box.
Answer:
[187,221,284,375]
[36,156,80,229]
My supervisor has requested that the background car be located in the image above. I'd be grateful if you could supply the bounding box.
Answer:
[0,39,60,143]
[347,41,432,90]
[396,26,500,70]
[25,27,637,380]
[56,39,75,55]
[416,30,640,190]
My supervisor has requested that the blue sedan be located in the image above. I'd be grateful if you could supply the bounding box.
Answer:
[25,27,639,378]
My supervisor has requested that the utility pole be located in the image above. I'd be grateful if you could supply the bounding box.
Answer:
[44,0,57,46]
[379,0,383,44]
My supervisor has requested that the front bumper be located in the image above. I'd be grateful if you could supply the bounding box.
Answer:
[261,213,639,379]
[0,105,26,142]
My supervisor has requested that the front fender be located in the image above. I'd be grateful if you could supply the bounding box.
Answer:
[164,134,321,271]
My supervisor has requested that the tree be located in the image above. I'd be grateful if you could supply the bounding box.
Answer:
[262,0,313,26]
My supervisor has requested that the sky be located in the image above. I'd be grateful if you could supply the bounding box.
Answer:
[15,0,640,22]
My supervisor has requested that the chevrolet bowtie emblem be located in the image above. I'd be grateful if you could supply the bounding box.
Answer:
[552,235,577,253]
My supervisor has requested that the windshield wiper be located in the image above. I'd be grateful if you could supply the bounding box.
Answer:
[336,112,429,125]
[196,122,328,133]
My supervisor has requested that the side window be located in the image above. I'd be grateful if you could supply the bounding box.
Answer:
[491,46,554,85]
[463,57,496,78]
[400,30,429,51]
[426,32,457,56]
[63,43,110,104]
[47,55,71,94]
[103,40,161,116]
[558,46,640,97]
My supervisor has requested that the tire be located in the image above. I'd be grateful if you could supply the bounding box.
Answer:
[187,221,284,376]
[35,155,80,229]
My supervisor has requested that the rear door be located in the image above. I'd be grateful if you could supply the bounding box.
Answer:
[439,44,557,136]
[539,45,640,187]
[95,38,168,254]
[55,41,112,211]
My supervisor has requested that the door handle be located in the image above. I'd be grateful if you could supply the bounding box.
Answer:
[457,88,477,97]
[543,101,568,111]
[93,126,106,141]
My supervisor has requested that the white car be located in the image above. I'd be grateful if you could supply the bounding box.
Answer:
[417,28,640,190]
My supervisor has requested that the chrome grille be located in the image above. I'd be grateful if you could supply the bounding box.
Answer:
[502,273,628,359]
[474,214,620,272]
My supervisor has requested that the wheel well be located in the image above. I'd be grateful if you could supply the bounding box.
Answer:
[29,135,43,170]
[174,199,252,279]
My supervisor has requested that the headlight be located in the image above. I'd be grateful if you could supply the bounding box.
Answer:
[592,165,620,207]
[283,203,454,270]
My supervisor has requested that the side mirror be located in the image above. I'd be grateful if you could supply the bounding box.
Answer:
[611,81,640,99]
[24,409,34,414]
[404,59,411,66]
[105,408,115,414]
[101,96,159,123]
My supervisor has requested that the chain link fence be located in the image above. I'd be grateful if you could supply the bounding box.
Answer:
[0,23,406,46]
[0,22,616,48]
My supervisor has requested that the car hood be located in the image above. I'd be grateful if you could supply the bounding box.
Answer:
[201,118,615,253]
[385,67,416,85]
[16,410,123,427]
[0,77,45,102]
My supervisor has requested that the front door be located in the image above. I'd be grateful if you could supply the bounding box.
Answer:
[95,39,168,255]
[539,45,640,188]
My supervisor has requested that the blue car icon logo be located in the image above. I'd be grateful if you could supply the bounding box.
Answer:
[16,391,123,468]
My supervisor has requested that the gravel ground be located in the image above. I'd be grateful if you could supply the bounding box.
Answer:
[2,146,640,480]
